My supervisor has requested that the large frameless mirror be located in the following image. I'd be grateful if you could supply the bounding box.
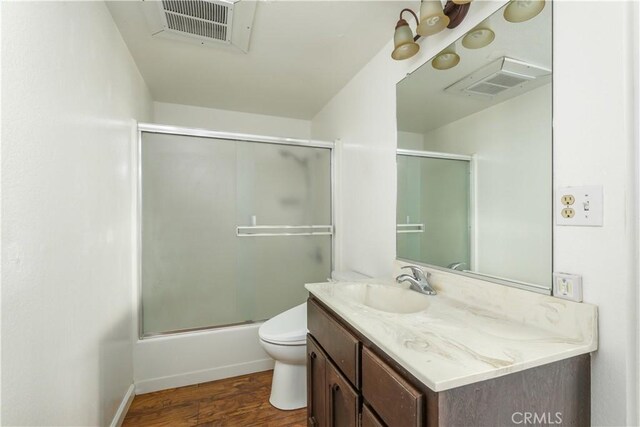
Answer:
[395,1,552,293]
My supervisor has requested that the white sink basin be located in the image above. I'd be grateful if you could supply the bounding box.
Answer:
[333,283,430,314]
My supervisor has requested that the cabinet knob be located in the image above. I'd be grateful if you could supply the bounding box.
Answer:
[310,351,317,359]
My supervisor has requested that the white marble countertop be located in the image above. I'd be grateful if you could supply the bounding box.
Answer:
[305,270,598,392]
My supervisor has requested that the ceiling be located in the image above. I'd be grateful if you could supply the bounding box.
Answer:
[396,2,552,134]
[107,0,412,120]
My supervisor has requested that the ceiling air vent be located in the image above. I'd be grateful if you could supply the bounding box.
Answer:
[445,57,551,99]
[143,0,256,53]
[162,0,231,42]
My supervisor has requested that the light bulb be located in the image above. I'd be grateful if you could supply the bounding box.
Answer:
[504,0,545,23]
[416,0,450,37]
[432,45,460,70]
[462,26,495,49]
[391,19,420,60]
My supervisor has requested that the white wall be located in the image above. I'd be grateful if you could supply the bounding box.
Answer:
[424,85,552,286]
[553,2,637,424]
[312,1,638,425]
[1,2,152,426]
[154,101,312,139]
[397,131,424,150]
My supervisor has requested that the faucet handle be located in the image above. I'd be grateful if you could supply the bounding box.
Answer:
[401,265,428,281]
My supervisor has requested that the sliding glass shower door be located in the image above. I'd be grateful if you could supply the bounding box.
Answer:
[140,130,332,337]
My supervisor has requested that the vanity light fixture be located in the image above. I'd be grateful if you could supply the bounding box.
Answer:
[462,20,495,49]
[392,9,421,60]
[391,1,471,61]
[417,0,450,36]
[432,44,460,70]
[503,0,545,23]
[443,0,471,29]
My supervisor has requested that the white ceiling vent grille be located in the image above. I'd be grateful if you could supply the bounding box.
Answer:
[143,0,256,53]
[161,0,231,42]
[445,57,551,99]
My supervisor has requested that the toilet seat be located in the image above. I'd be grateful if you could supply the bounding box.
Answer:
[259,302,307,346]
[260,336,306,346]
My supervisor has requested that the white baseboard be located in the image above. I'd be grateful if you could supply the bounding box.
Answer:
[134,358,275,395]
[110,384,135,427]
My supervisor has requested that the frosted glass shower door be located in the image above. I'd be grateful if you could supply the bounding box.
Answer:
[235,143,332,321]
[140,132,332,337]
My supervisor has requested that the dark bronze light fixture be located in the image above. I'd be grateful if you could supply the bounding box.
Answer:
[391,0,471,61]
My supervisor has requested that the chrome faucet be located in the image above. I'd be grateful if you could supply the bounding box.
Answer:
[395,266,437,296]
[447,261,466,271]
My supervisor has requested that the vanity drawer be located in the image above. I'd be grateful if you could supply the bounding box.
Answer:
[362,347,424,427]
[307,298,360,387]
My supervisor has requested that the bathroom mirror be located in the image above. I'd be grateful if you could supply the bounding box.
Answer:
[395,2,552,292]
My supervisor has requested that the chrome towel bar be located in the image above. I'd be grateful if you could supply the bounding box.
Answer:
[236,225,333,237]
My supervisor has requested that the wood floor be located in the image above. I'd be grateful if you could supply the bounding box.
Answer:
[123,370,306,427]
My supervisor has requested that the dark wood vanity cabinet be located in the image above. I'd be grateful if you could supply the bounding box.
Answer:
[307,298,426,427]
[308,335,360,427]
[307,296,591,427]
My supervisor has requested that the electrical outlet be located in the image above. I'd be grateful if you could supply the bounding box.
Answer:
[556,186,603,226]
[553,272,583,302]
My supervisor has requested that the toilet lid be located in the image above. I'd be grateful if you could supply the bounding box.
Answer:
[259,302,307,345]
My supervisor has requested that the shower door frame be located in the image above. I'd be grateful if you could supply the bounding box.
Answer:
[136,122,336,339]
[396,148,476,277]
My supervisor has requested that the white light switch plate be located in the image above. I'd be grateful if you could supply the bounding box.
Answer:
[553,272,583,302]
[556,185,603,226]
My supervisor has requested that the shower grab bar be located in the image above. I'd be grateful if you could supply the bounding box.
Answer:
[236,225,333,237]
[396,223,425,234]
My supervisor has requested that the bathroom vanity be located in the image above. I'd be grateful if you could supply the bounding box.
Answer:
[305,275,597,426]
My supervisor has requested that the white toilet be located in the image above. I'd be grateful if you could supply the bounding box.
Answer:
[258,302,308,410]
[258,271,370,410]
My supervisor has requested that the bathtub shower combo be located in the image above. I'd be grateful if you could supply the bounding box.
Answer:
[138,124,335,408]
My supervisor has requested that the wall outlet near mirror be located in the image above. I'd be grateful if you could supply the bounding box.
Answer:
[556,185,603,226]
[553,272,583,302]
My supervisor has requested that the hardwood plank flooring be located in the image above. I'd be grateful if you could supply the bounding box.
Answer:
[123,370,306,427]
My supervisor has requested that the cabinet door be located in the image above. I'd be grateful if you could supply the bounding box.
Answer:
[362,403,386,427]
[326,360,359,427]
[307,336,327,427]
